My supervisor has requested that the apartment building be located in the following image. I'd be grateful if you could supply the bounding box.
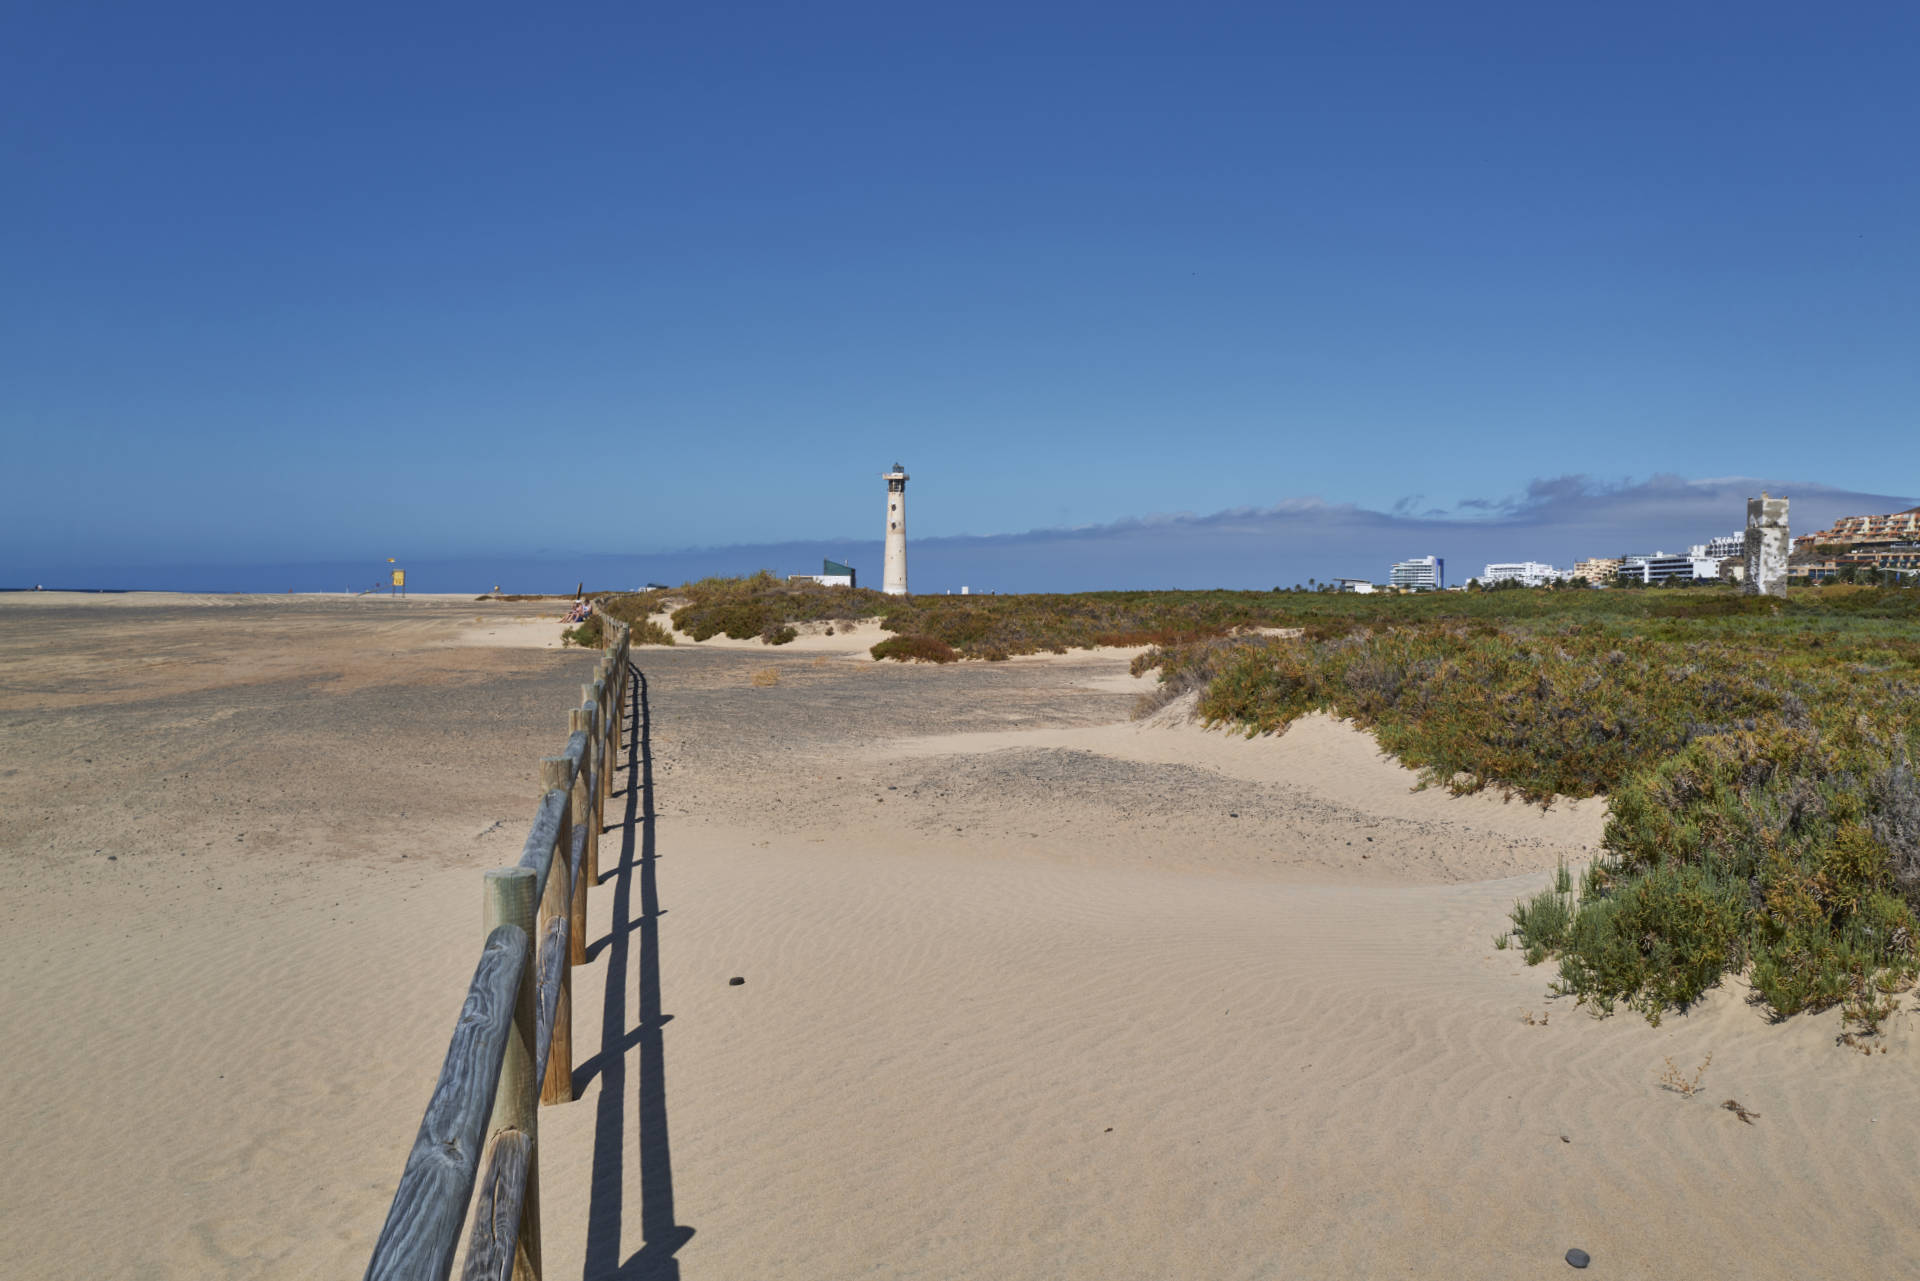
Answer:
[1795,544,1920,582]
[1571,557,1623,584]
[1793,506,1920,553]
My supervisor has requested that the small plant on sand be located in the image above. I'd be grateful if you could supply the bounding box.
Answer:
[750,667,780,687]
[1508,861,1576,965]
[1658,1051,1713,1097]
[1519,1009,1549,1026]
[1842,987,1902,1037]
[761,622,798,646]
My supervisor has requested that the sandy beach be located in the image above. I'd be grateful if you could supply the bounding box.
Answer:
[2,595,1916,1279]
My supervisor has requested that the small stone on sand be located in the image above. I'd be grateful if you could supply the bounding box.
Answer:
[729,976,745,986]
[1565,1247,1590,1268]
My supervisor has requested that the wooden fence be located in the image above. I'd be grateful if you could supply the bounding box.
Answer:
[364,613,632,1281]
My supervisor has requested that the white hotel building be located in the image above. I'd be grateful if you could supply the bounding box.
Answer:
[1691,533,1745,560]
[1480,561,1569,587]
[1389,556,1444,591]
[1618,552,1721,584]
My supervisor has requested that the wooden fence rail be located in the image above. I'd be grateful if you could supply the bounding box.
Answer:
[364,610,632,1281]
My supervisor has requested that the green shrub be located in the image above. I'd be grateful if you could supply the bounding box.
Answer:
[632,618,675,646]
[561,614,604,648]
[1552,862,1748,1023]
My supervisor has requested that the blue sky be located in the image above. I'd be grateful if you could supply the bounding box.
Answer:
[4,3,1915,590]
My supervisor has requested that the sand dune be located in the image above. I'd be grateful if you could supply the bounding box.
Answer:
[1,597,1914,1280]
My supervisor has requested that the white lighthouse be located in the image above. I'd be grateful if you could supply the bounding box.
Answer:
[882,462,909,595]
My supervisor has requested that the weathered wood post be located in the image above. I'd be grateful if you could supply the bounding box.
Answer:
[609,639,626,772]
[482,867,540,1279]
[549,752,583,960]
[570,701,599,883]
[534,765,575,1106]
[592,672,613,803]
[582,681,606,869]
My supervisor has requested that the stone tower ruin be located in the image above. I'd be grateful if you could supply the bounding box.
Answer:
[1744,492,1789,596]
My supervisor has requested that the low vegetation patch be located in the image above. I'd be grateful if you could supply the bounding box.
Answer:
[593,575,1920,1027]
[594,573,889,646]
[870,634,959,663]
[1133,586,1920,1027]
[631,618,675,646]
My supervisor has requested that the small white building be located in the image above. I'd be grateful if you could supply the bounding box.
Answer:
[1333,578,1377,594]
[788,558,857,588]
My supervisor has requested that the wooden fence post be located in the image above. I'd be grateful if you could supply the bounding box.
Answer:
[582,681,606,850]
[590,676,611,803]
[534,765,575,1106]
[600,662,615,774]
[609,650,625,774]
[482,868,540,1280]
[570,702,598,883]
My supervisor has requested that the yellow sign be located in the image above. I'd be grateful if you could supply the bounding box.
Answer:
[391,569,406,587]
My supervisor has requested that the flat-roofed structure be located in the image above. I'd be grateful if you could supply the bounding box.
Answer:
[789,558,857,588]
[1619,552,1720,585]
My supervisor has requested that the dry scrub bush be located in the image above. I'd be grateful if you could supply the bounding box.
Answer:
[870,634,958,663]
[632,618,676,646]
[1659,1052,1712,1096]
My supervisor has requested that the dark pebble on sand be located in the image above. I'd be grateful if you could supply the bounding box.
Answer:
[1565,1247,1590,1268]
[729,976,745,986]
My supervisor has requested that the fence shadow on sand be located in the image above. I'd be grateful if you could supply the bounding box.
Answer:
[578,666,695,1279]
